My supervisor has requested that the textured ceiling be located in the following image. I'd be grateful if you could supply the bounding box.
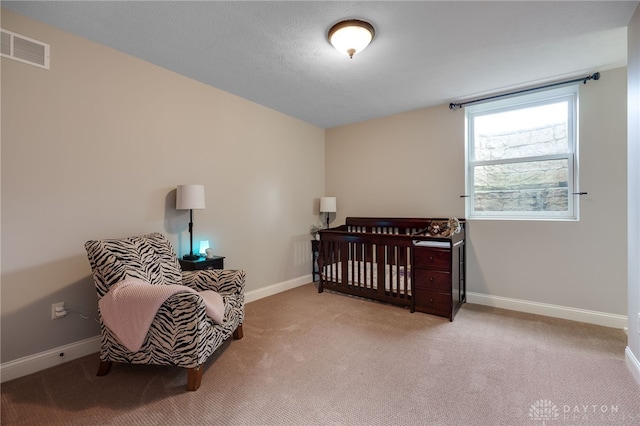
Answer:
[3,1,638,128]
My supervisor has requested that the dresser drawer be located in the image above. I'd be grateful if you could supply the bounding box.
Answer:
[414,269,451,292]
[414,290,452,317]
[414,248,451,270]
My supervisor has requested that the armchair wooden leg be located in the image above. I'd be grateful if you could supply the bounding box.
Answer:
[187,366,203,391]
[233,324,244,340]
[96,360,112,376]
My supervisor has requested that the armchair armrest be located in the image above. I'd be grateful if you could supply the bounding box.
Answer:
[181,269,245,295]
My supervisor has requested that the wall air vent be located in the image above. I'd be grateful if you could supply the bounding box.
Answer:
[1,29,49,69]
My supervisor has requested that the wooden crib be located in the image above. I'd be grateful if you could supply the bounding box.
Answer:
[317,217,466,321]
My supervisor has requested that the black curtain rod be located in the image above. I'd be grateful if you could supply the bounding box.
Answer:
[448,72,600,111]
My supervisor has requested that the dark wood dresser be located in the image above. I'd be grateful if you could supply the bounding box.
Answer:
[412,228,466,321]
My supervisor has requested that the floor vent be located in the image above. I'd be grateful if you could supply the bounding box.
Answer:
[1,28,50,69]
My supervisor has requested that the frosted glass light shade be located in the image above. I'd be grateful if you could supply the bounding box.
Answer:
[176,185,206,210]
[328,20,375,58]
[320,197,337,213]
[199,240,210,255]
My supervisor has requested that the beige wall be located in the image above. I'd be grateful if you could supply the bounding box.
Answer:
[326,67,628,317]
[627,4,640,379]
[325,105,465,219]
[1,9,325,362]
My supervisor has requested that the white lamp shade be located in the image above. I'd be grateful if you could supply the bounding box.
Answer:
[320,197,337,213]
[176,185,206,210]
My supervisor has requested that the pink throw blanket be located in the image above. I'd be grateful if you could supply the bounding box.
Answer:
[99,277,225,352]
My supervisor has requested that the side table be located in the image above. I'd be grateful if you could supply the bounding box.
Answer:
[179,256,225,271]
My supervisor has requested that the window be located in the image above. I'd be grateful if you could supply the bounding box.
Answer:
[465,85,579,220]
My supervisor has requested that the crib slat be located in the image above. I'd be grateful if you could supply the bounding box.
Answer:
[340,242,349,288]
[403,246,410,296]
[358,243,366,289]
[376,244,385,295]
[353,243,357,288]
[351,242,359,288]
[395,248,401,296]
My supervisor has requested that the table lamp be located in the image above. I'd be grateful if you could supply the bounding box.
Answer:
[320,197,337,229]
[176,184,206,260]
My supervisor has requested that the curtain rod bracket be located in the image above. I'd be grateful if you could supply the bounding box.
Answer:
[583,72,600,84]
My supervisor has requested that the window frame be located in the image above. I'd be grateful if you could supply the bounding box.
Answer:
[465,85,579,221]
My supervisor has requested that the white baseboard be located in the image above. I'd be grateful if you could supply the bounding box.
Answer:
[245,274,312,304]
[0,336,101,383]
[625,347,640,386]
[467,291,628,329]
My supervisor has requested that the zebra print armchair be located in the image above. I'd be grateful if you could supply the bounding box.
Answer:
[85,232,245,391]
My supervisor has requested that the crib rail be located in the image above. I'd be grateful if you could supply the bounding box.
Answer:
[344,217,445,235]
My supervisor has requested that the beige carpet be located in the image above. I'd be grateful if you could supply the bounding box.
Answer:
[2,283,639,425]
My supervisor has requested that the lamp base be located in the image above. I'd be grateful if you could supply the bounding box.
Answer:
[182,254,201,261]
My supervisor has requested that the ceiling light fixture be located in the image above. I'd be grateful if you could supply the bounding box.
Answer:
[328,19,375,59]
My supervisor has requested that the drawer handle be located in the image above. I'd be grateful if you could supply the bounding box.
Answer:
[429,298,434,303]
[429,256,434,262]
[429,277,435,282]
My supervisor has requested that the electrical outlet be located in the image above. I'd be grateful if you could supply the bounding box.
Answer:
[51,302,66,320]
